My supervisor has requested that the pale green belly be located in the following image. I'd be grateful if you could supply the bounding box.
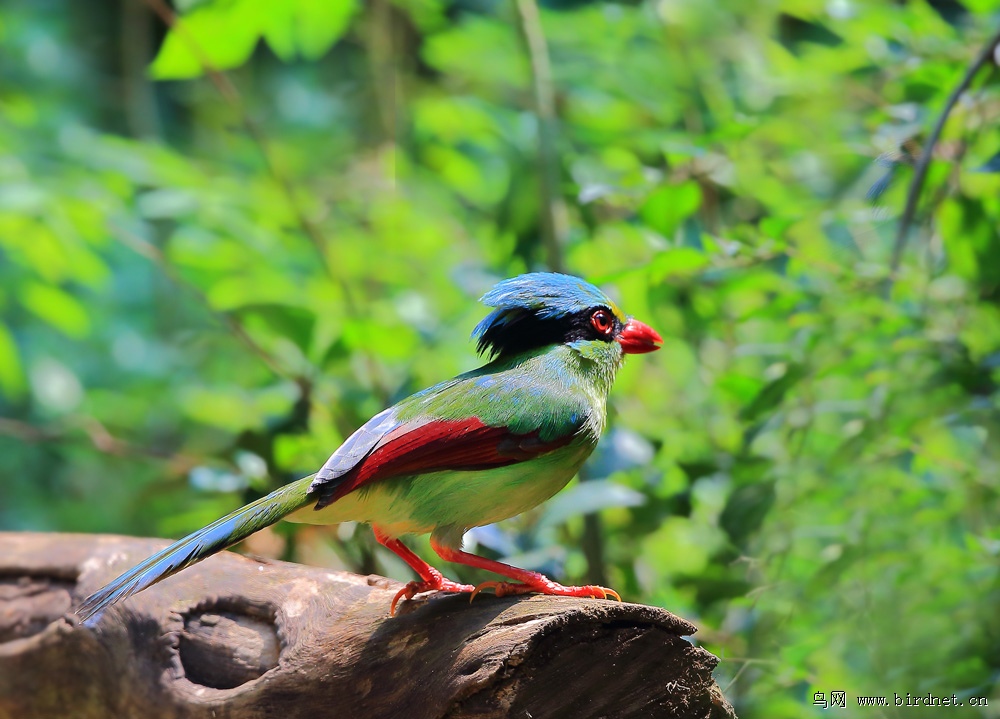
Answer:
[287,442,593,537]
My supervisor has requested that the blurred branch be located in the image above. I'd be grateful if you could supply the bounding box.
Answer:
[141,0,359,313]
[888,26,1000,281]
[580,513,607,586]
[0,416,202,473]
[367,0,401,150]
[720,657,780,695]
[514,0,568,273]
[115,221,362,444]
[112,223,296,382]
[120,0,161,140]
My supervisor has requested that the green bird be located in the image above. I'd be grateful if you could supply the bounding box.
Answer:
[77,272,662,622]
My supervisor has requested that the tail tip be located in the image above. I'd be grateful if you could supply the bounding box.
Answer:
[74,593,111,627]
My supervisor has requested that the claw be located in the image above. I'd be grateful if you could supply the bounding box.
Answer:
[390,583,417,616]
[469,582,490,603]
[470,581,509,602]
[390,578,476,615]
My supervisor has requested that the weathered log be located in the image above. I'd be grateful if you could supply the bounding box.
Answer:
[0,532,736,719]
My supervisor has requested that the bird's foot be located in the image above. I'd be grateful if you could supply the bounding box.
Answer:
[390,577,475,615]
[469,579,621,603]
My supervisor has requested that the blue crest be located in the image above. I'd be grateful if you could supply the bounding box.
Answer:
[472,273,622,358]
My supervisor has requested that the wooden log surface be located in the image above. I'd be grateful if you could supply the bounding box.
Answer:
[0,532,736,719]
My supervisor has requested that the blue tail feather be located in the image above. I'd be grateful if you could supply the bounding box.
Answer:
[77,476,313,624]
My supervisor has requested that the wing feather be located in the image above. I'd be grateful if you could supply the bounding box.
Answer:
[309,416,579,509]
[308,358,592,510]
[311,408,401,484]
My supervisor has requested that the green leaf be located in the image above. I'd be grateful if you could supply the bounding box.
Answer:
[235,304,316,353]
[261,0,359,61]
[292,0,358,60]
[719,480,776,545]
[423,18,529,88]
[537,479,645,529]
[739,362,808,422]
[0,322,25,398]
[20,283,91,338]
[647,247,710,280]
[150,0,262,79]
[640,181,702,237]
[150,0,358,77]
[260,4,297,61]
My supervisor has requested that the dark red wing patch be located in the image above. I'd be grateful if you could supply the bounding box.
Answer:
[312,417,574,508]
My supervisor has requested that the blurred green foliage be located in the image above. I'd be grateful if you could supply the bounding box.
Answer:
[2,0,1000,715]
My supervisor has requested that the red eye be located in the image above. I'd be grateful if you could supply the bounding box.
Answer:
[591,310,613,335]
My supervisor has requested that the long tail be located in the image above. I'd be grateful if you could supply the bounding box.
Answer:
[76,474,315,624]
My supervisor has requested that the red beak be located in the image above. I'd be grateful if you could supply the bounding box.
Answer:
[617,318,663,354]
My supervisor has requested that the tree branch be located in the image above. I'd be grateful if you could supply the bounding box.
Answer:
[111,224,366,440]
[888,26,1000,280]
[514,0,568,273]
[0,532,737,719]
[0,417,203,473]
[112,223,295,382]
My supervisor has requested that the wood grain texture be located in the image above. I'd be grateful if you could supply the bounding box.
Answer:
[0,532,736,719]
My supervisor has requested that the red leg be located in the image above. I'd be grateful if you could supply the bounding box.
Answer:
[429,538,621,602]
[373,527,474,614]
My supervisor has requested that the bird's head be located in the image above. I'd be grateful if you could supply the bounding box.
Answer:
[472,272,662,360]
